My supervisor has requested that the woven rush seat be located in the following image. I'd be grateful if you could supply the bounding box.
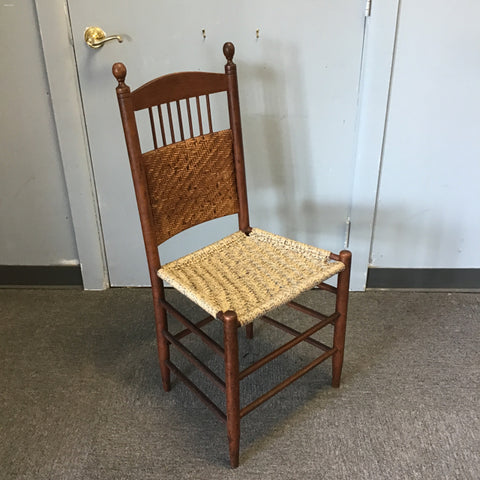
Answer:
[158,228,345,326]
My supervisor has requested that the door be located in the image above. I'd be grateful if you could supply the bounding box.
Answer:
[370,0,480,272]
[67,1,367,286]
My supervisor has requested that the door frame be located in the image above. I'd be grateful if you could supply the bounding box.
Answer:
[34,0,400,291]
[348,0,401,290]
[35,0,108,290]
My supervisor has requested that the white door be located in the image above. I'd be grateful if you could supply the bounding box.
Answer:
[67,1,367,286]
[370,0,480,271]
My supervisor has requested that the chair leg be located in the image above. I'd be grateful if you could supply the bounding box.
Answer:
[153,280,170,392]
[245,322,254,339]
[332,250,352,388]
[155,305,171,392]
[223,311,241,468]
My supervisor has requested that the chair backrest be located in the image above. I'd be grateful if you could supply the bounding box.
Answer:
[113,43,250,262]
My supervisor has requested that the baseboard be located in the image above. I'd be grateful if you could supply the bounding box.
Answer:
[0,265,83,287]
[3,265,477,290]
[367,268,480,290]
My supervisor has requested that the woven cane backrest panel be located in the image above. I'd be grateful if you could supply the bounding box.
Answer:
[142,129,239,245]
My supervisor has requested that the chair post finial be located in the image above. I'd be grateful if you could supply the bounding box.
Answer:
[112,62,127,88]
[223,42,235,66]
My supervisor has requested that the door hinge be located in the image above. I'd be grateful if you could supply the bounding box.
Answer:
[344,217,351,249]
[365,0,372,17]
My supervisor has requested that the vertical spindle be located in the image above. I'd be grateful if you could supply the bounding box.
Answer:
[148,107,158,149]
[196,96,203,136]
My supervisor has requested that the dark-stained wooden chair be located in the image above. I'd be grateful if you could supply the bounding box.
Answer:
[112,42,352,468]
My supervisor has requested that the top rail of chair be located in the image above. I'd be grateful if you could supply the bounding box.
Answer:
[131,71,228,111]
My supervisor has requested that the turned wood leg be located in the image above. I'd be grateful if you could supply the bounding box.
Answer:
[223,310,240,468]
[153,279,170,392]
[245,322,253,339]
[332,250,351,388]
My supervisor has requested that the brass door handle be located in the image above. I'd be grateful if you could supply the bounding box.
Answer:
[84,26,123,49]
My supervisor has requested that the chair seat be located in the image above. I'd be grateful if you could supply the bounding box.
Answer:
[158,228,345,325]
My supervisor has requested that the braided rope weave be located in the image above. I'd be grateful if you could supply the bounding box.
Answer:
[158,228,345,326]
[142,129,239,245]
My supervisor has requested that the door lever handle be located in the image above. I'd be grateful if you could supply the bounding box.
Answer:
[84,26,123,49]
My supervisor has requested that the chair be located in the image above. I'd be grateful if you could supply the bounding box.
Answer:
[112,42,351,468]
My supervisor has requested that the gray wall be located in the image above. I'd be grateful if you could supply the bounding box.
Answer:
[3,0,479,284]
[0,0,78,266]
[370,0,480,268]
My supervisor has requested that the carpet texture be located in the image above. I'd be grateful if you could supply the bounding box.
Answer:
[0,289,479,479]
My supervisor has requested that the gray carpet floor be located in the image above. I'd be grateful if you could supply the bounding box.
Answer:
[0,288,479,479]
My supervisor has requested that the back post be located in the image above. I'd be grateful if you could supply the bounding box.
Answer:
[112,63,171,391]
[223,42,251,234]
[112,63,162,286]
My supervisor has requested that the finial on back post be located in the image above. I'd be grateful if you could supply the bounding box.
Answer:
[223,42,235,66]
[112,62,127,87]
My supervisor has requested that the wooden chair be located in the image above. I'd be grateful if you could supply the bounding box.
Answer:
[112,42,352,468]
